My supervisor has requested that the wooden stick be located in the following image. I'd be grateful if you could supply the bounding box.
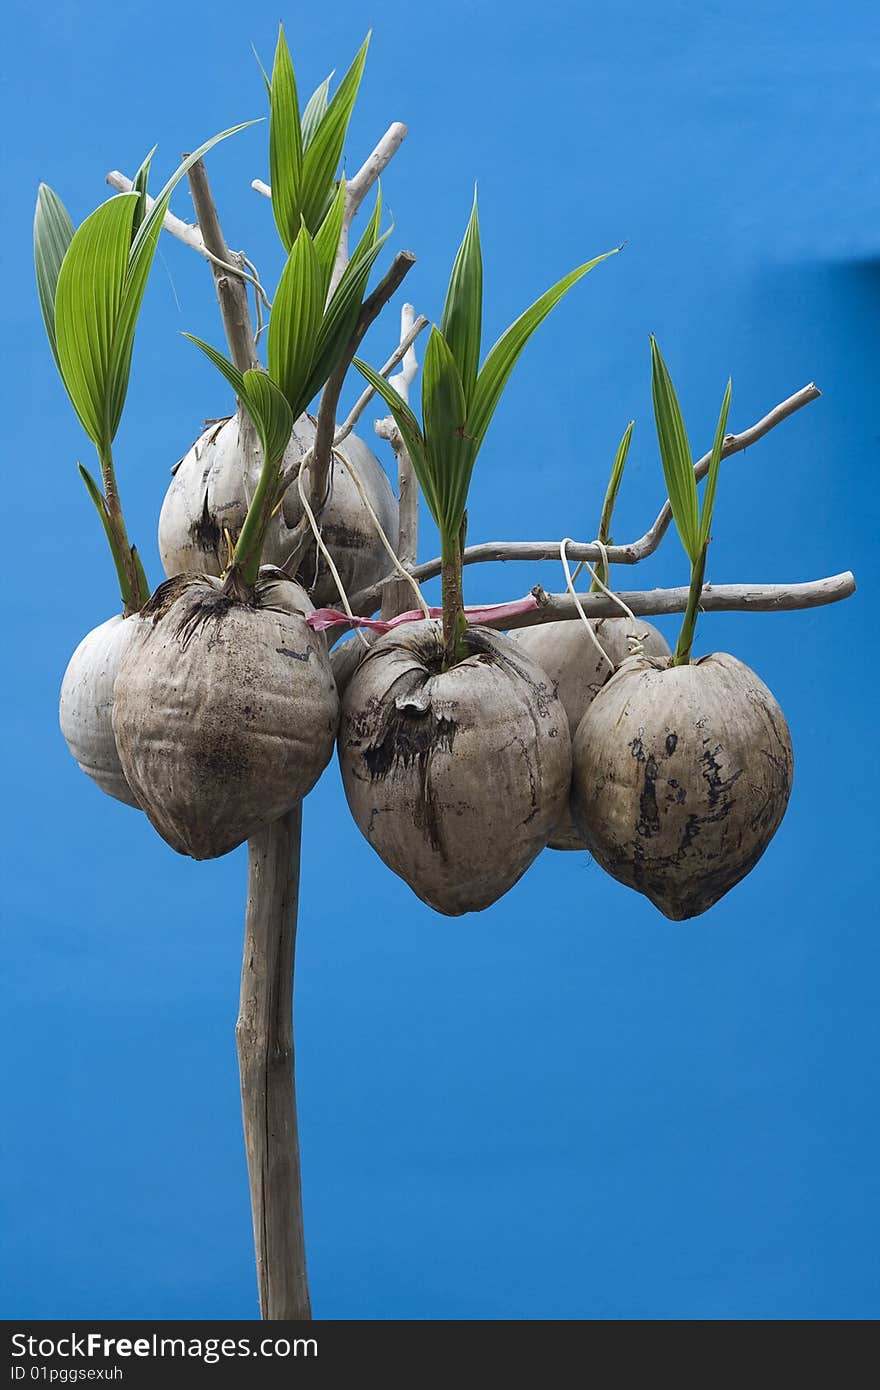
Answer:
[185,159,258,373]
[496,571,858,629]
[185,160,310,1320]
[236,807,310,1320]
[350,382,822,612]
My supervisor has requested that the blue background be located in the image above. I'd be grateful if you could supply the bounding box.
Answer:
[2,0,877,1320]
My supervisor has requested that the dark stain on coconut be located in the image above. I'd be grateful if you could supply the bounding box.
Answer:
[276,646,313,663]
[700,743,742,809]
[360,677,457,853]
[666,732,678,755]
[637,754,660,837]
[191,494,224,558]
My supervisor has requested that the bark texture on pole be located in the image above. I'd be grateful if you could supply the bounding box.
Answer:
[236,806,311,1321]
[184,160,311,1319]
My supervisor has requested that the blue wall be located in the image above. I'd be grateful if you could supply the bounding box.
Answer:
[2,0,877,1319]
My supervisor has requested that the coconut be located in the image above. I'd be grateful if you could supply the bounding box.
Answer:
[158,414,397,608]
[509,618,670,849]
[59,614,142,808]
[112,570,339,860]
[338,621,572,916]
[570,652,793,920]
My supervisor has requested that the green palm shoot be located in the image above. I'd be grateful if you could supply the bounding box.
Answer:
[649,336,732,664]
[266,23,370,249]
[355,194,618,667]
[590,419,634,591]
[34,127,251,614]
[184,69,386,586]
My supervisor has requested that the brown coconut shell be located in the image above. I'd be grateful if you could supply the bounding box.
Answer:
[570,652,793,920]
[509,618,670,849]
[112,571,339,860]
[59,614,142,808]
[338,621,572,916]
[158,415,397,609]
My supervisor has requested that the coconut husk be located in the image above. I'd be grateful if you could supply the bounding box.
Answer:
[59,614,142,808]
[112,572,339,859]
[159,415,397,609]
[338,621,572,916]
[509,618,670,849]
[570,652,793,919]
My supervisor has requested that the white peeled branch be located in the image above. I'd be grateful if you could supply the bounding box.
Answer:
[338,622,572,916]
[112,571,339,860]
[571,652,794,919]
[510,618,670,850]
[159,415,398,609]
[59,614,143,808]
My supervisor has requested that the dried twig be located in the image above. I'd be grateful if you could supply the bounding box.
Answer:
[498,572,857,631]
[350,383,823,613]
[376,303,421,618]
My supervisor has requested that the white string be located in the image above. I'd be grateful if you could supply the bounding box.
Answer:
[559,537,647,663]
[296,464,370,648]
[586,540,645,656]
[559,538,615,668]
[332,444,431,619]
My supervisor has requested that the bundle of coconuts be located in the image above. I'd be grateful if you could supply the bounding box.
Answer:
[159,413,397,609]
[40,105,396,862]
[42,97,800,928]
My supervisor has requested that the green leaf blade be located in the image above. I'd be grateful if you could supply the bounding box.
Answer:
[34,183,74,374]
[650,336,700,562]
[307,193,390,399]
[266,223,324,418]
[242,368,294,464]
[300,33,370,234]
[269,23,304,251]
[698,378,732,551]
[301,72,333,150]
[421,327,473,537]
[54,193,138,452]
[352,356,436,516]
[182,333,247,398]
[440,190,482,406]
[312,178,347,298]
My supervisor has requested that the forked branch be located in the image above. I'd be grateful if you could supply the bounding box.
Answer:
[349,382,823,613]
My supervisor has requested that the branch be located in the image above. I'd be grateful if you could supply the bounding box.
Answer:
[106,169,208,255]
[336,307,427,447]
[376,303,421,618]
[497,572,856,631]
[332,123,407,294]
[186,159,258,373]
[349,382,822,613]
[630,382,821,562]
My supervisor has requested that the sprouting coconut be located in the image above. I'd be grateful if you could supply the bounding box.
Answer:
[59,615,142,807]
[113,570,339,860]
[158,414,398,608]
[339,622,571,915]
[345,195,615,912]
[571,651,793,919]
[572,338,793,918]
[35,160,226,811]
[110,162,412,862]
[509,616,670,849]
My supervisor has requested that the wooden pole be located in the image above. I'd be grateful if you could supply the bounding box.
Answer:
[186,160,311,1319]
